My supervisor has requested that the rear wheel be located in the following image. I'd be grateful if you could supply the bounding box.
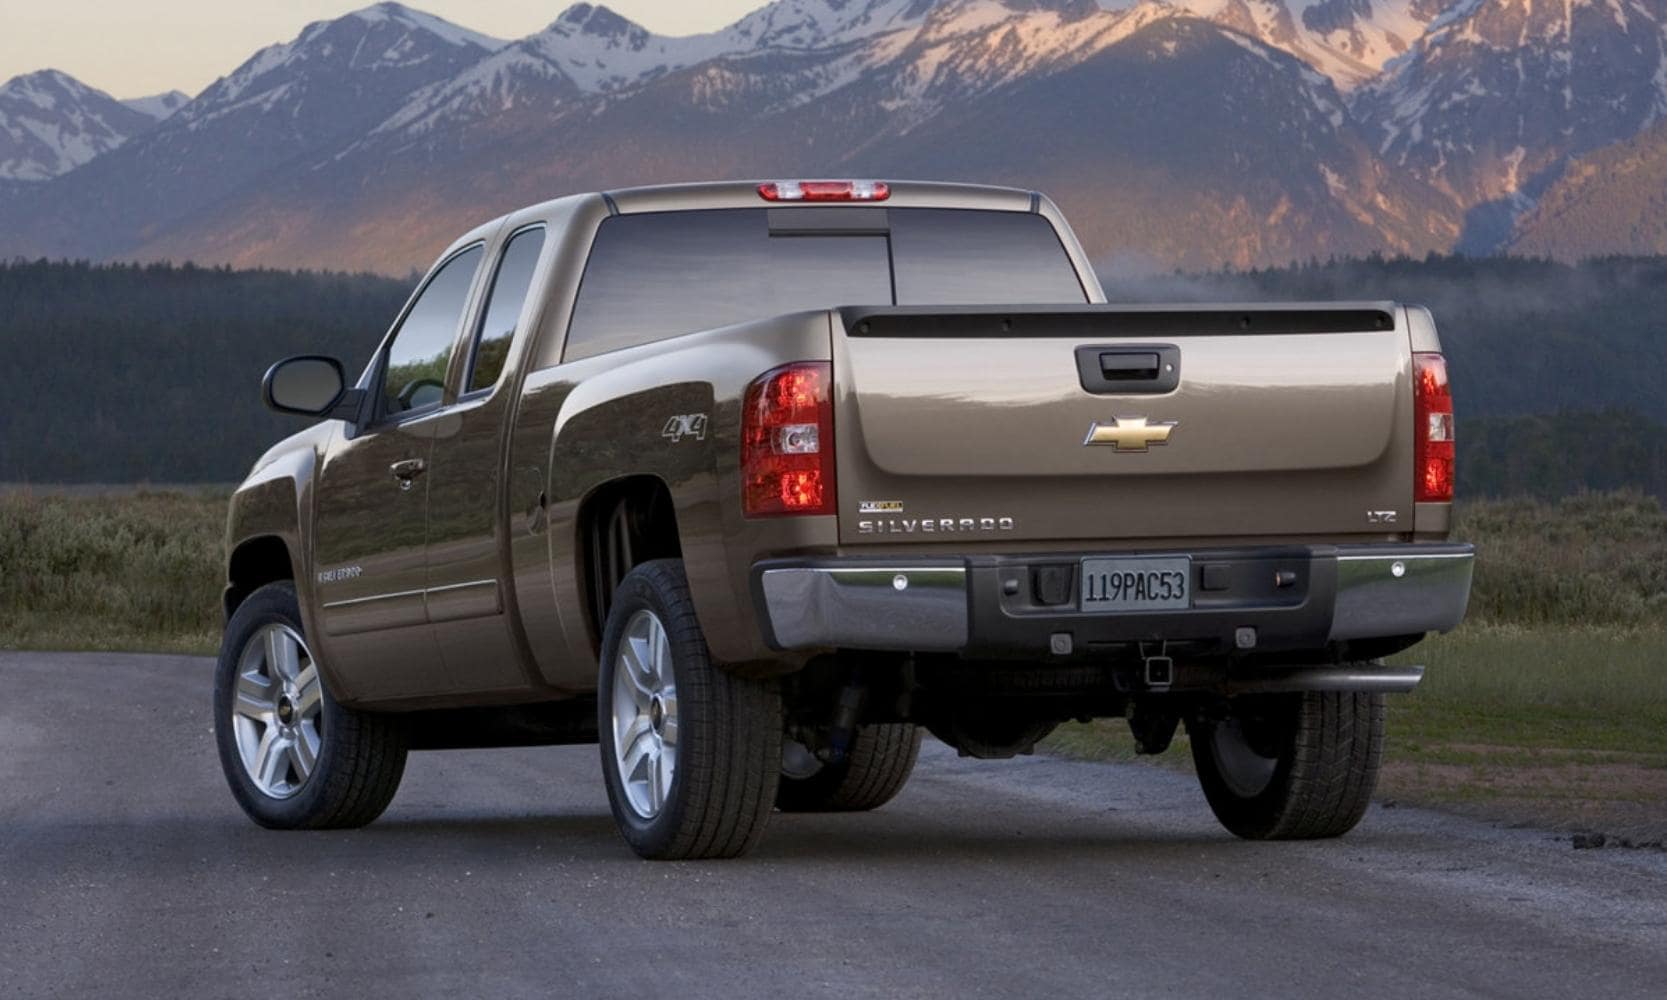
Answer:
[598,560,782,859]
[777,724,922,812]
[214,581,407,829]
[1189,686,1385,840]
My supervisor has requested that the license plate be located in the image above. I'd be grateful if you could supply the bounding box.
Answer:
[1079,557,1191,612]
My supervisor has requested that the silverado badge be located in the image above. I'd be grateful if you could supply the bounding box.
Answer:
[1084,417,1178,452]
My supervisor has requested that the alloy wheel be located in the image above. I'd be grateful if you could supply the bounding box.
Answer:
[610,609,679,819]
[230,623,324,799]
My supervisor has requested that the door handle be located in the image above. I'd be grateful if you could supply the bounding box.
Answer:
[1075,344,1181,395]
[1098,352,1160,379]
[390,458,426,491]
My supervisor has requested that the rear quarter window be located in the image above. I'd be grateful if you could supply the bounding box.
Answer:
[467,226,545,393]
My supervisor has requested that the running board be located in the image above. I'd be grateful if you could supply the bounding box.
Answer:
[1224,664,1424,695]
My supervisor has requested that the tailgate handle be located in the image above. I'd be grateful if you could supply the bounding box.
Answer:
[1076,344,1180,395]
[1099,352,1160,380]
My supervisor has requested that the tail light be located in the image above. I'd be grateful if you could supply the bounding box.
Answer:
[757,180,890,202]
[742,362,835,517]
[1413,352,1454,502]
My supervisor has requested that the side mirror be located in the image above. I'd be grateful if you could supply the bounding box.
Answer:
[262,355,348,417]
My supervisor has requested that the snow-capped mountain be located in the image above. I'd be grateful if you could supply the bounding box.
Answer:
[110,0,1449,272]
[6,0,1667,267]
[857,0,1182,122]
[0,70,159,180]
[526,0,928,92]
[373,0,1171,143]
[175,1,499,138]
[0,2,502,260]
[122,90,190,122]
[368,0,941,141]
[1356,0,1667,248]
[866,13,1457,267]
[1098,0,1454,87]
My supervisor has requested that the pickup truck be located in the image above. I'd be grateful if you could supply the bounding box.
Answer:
[216,179,1474,859]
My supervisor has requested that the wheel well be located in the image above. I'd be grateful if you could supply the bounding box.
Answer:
[577,477,682,653]
[225,535,295,619]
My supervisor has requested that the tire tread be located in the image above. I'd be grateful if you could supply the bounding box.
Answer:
[600,560,780,859]
[777,724,922,813]
[1192,680,1385,841]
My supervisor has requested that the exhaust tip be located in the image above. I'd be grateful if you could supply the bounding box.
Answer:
[1226,664,1424,695]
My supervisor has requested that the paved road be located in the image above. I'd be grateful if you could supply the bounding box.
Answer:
[3,652,1665,998]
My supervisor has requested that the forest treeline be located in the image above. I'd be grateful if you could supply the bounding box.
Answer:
[0,259,407,482]
[1103,253,1667,426]
[1,255,1664,496]
[1461,409,1667,500]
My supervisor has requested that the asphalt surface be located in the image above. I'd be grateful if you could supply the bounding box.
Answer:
[3,651,1665,999]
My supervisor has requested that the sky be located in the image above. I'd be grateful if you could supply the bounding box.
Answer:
[0,1,766,98]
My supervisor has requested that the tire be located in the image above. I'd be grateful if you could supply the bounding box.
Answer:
[777,724,923,812]
[597,559,782,860]
[214,581,407,829]
[1189,686,1385,840]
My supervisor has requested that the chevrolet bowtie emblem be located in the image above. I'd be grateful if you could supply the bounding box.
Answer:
[1083,417,1178,451]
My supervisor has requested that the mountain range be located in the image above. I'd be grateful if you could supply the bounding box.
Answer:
[2,0,1665,272]
[0,69,185,182]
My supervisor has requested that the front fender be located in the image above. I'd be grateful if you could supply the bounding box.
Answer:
[224,424,334,684]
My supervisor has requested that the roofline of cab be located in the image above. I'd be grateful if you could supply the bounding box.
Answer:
[441,179,1106,303]
[601,179,1038,215]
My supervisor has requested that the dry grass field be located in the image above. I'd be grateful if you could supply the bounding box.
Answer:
[0,488,225,653]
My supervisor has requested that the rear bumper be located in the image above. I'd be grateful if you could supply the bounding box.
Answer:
[755,542,1473,658]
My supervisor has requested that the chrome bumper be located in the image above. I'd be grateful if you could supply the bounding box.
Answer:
[758,544,1474,654]
[759,565,970,651]
[1328,547,1474,642]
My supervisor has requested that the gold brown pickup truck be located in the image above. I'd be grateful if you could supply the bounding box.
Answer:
[216,180,1473,858]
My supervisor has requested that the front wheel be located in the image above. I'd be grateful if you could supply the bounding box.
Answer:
[598,560,782,859]
[1189,687,1385,840]
[213,581,407,829]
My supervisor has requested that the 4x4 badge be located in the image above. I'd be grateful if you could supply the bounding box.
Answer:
[1083,417,1178,452]
[661,413,709,443]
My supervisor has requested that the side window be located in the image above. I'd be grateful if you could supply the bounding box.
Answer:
[466,227,545,393]
[381,245,483,418]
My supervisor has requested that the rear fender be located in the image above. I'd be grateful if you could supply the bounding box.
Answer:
[538,313,837,686]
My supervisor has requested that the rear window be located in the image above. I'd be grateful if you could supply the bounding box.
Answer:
[560,207,1085,363]
[891,209,1087,305]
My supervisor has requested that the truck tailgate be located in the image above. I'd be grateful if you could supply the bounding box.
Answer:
[831,305,1415,544]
